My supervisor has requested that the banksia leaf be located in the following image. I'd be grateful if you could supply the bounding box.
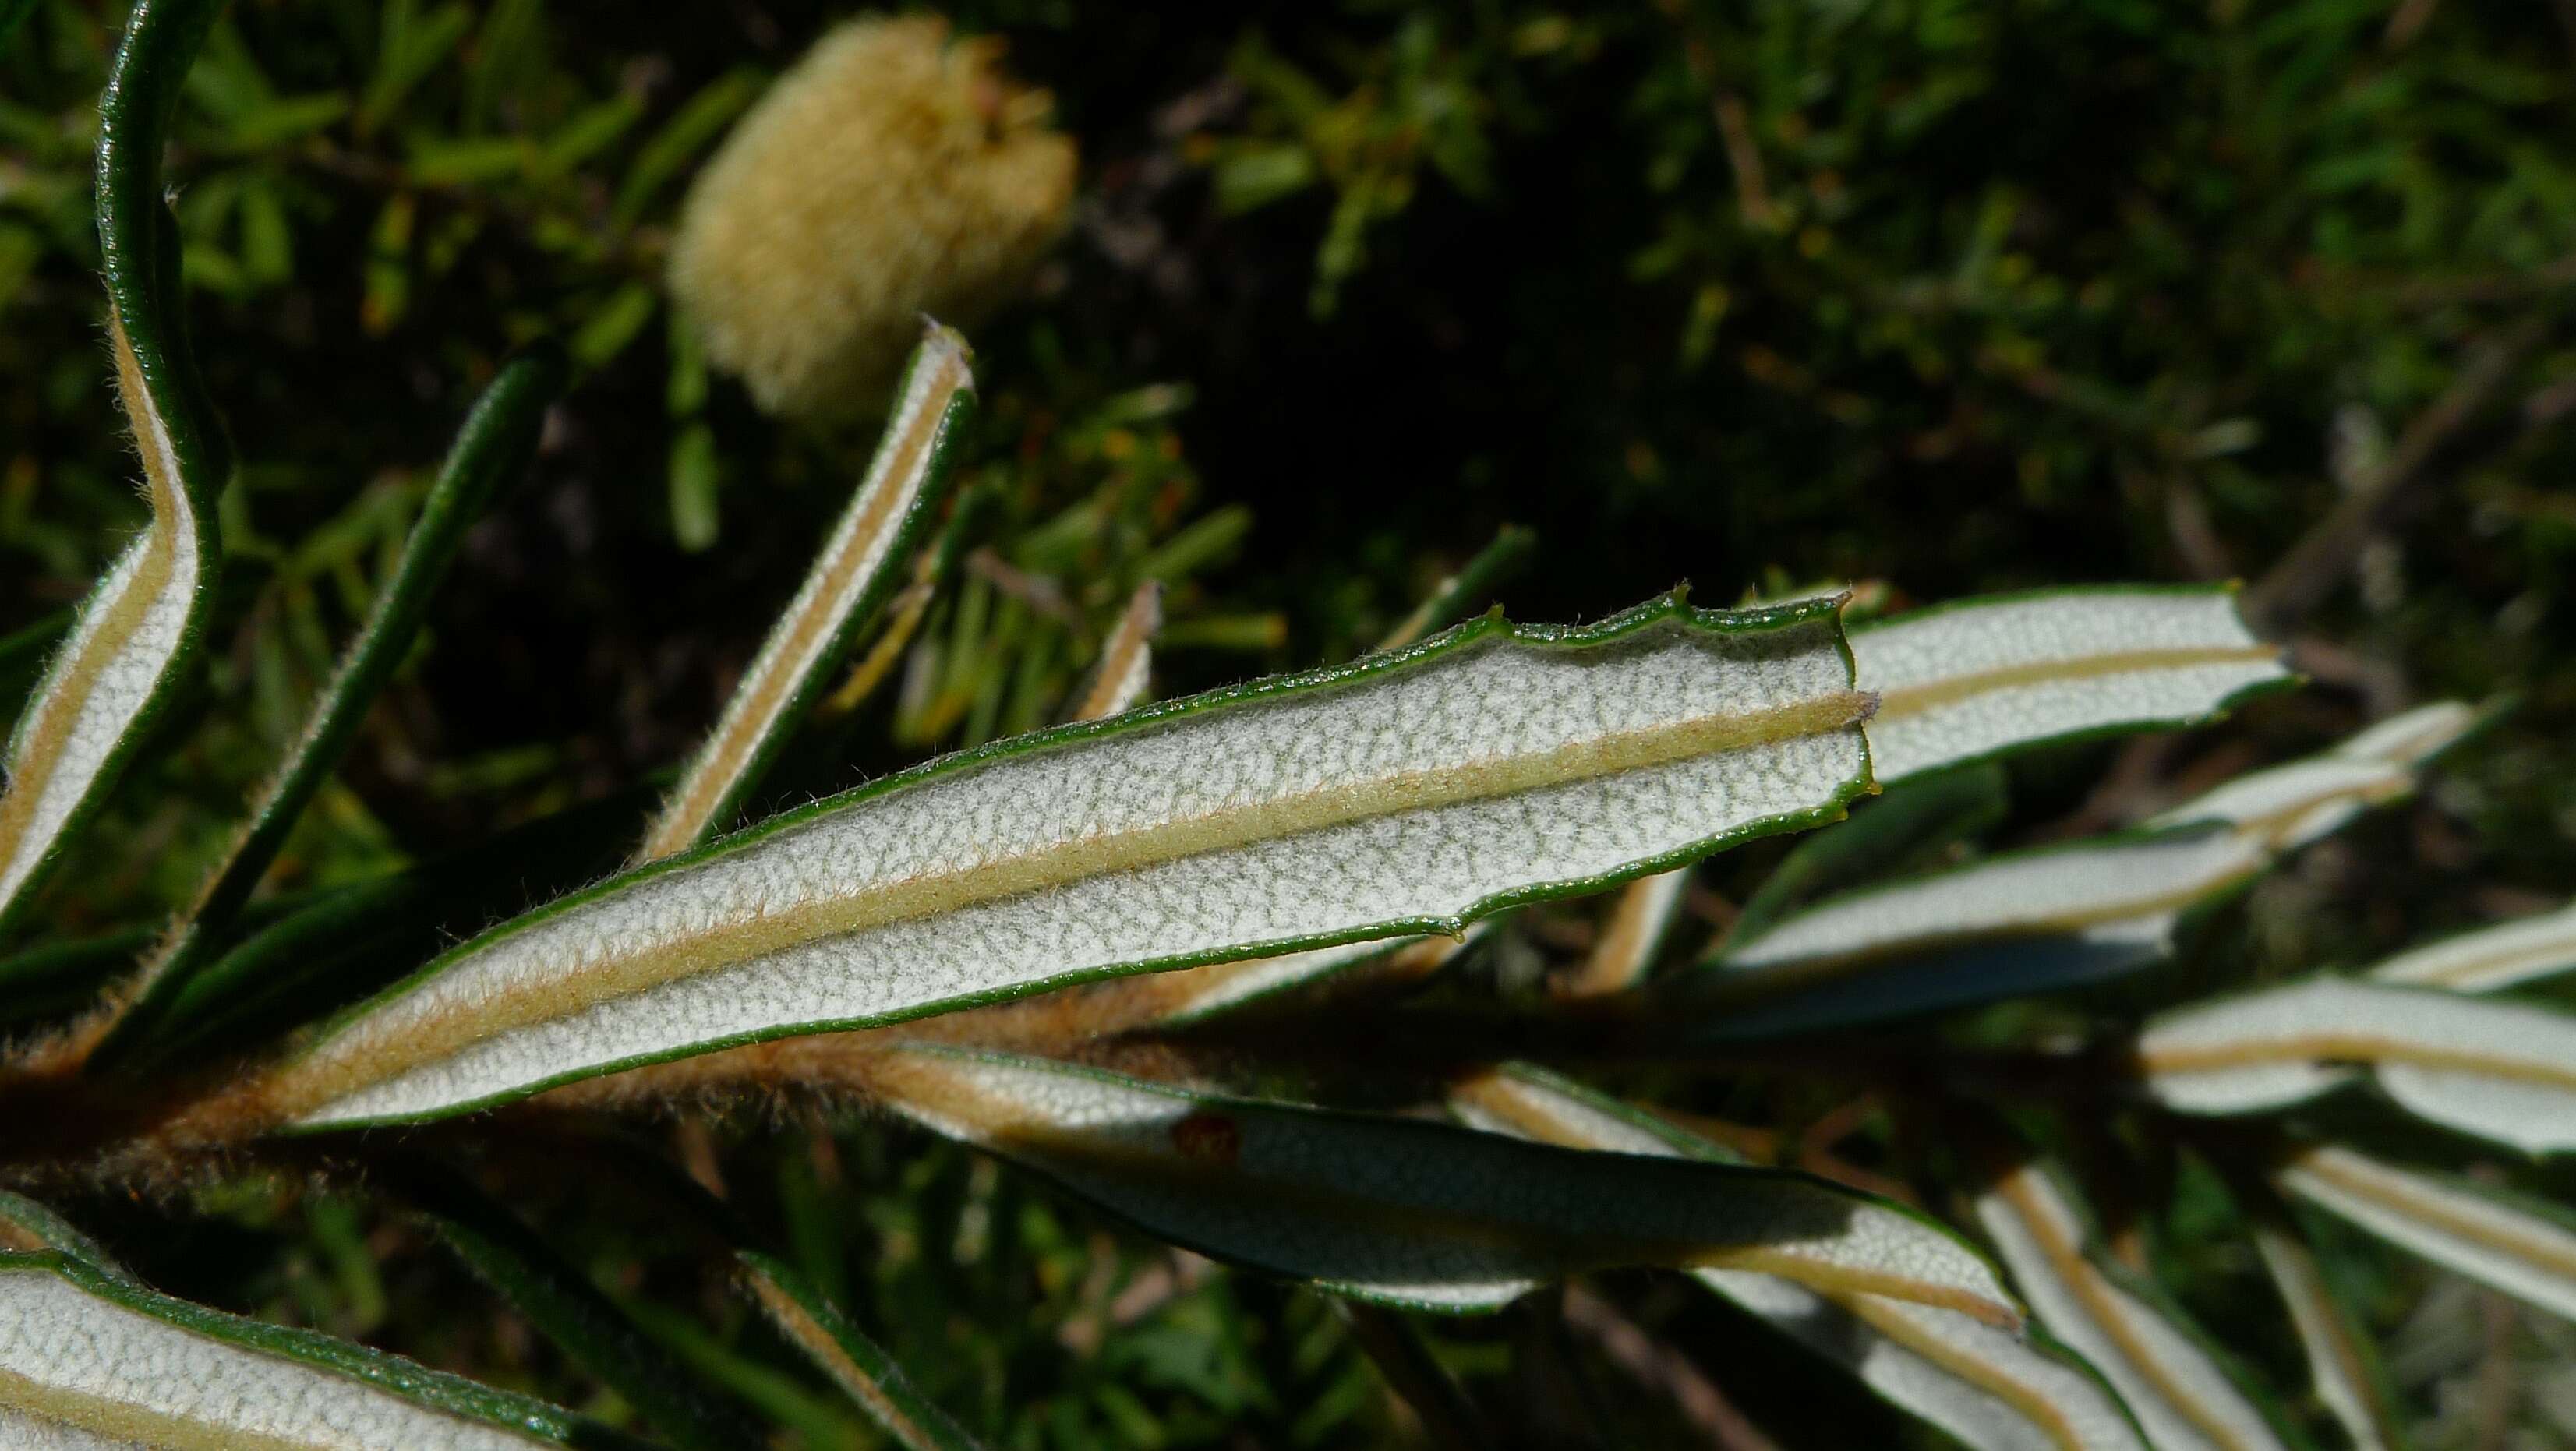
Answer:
[0,1193,129,1280]
[2232,1177,2407,1451]
[2277,1145,2576,1323]
[1068,580,1162,723]
[1694,705,2470,1038]
[0,1251,641,1449]
[1698,824,2267,1039]
[92,344,567,1068]
[637,327,975,862]
[2147,700,2474,851]
[666,17,1072,418]
[1451,1068,2143,1451]
[1728,761,2009,945]
[2136,977,2576,1155]
[389,1160,763,1451]
[0,0,231,937]
[261,595,1870,1128]
[1559,867,1693,997]
[739,1251,986,1451]
[2366,900,2576,993]
[1379,524,1536,651]
[1974,1160,2292,1451]
[869,1047,2018,1318]
[1851,586,2286,787]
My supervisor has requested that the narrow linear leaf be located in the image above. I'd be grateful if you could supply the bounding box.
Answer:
[738,1251,986,1451]
[1069,580,1162,723]
[1379,524,1536,651]
[0,611,72,730]
[2367,901,2576,993]
[2231,1177,2406,1451]
[1451,1068,2143,1451]
[869,1046,2017,1319]
[0,1251,641,1449]
[1728,761,2010,946]
[388,1159,763,1451]
[1974,1160,2290,1451]
[1692,705,2470,1038]
[95,345,565,1066]
[1694,824,2267,1040]
[2136,976,2576,1155]
[0,1194,129,1283]
[1560,868,1691,997]
[262,595,1871,1128]
[1852,585,2286,786]
[0,0,233,937]
[637,324,975,861]
[2276,1145,2576,1324]
[2146,701,2473,852]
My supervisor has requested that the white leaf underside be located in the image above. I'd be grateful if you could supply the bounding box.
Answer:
[637,326,971,861]
[1071,581,1161,723]
[1698,701,2472,1033]
[1975,1163,2287,1451]
[2278,1145,2576,1324]
[1451,1069,2143,1451]
[2246,1215,2397,1451]
[1852,588,2284,786]
[0,320,204,920]
[2136,976,2576,1155]
[274,601,1868,1128]
[875,1048,2013,1318]
[1563,867,1692,996]
[0,1261,555,1450]
[2369,901,2576,993]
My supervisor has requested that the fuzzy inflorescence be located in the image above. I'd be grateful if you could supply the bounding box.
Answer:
[667,16,1076,419]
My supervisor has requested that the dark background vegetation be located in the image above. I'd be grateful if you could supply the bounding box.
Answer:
[4,1,2575,1446]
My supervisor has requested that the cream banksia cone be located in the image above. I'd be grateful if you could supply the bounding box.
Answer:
[668,16,1076,418]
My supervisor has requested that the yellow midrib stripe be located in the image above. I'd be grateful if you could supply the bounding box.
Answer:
[641,351,966,860]
[1836,1294,2089,1451]
[0,316,186,885]
[2141,1031,2576,1094]
[0,1360,373,1451]
[2296,1152,2576,1281]
[1872,644,2278,725]
[745,1273,936,1450]
[2002,1174,2261,1451]
[281,686,1867,1116]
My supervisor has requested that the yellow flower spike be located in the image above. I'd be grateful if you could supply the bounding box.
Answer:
[666,16,1076,418]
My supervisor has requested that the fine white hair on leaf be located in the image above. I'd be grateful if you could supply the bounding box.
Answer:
[874,1048,2017,1320]
[637,324,974,863]
[1974,1161,2289,1451]
[2277,1145,2576,1325]
[1850,586,2285,787]
[0,1254,588,1449]
[275,596,1870,1128]
[1450,1067,2140,1451]
[2367,900,2576,993]
[2136,976,2576,1155]
[0,319,211,929]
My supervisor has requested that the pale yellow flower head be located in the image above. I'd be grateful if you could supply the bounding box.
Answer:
[668,16,1076,418]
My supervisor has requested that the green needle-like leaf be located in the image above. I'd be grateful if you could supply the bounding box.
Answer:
[387,1158,764,1451]
[94,344,565,1067]
[0,1250,646,1449]
[738,1250,988,1451]
[260,594,1871,1128]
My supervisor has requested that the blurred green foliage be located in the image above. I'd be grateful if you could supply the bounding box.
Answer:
[5,0,2574,1445]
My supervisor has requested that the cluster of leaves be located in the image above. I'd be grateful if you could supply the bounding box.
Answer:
[4,2,2576,1449]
